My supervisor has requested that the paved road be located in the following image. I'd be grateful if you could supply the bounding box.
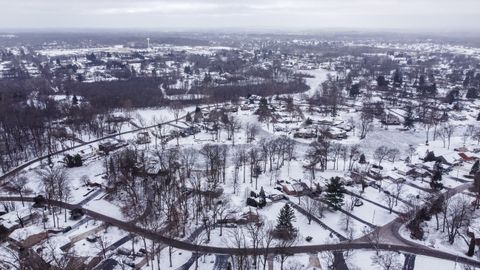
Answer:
[0,109,195,183]
[107,234,134,251]
[310,195,377,228]
[213,254,229,270]
[288,200,348,241]
[175,226,208,270]
[333,252,350,270]
[176,253,202,270]
[2,196,480,268]
[70,216,92,230]
[346,190,403,215]
[76,189,103,207]
[402,254,416,270]
[366,180,416,207]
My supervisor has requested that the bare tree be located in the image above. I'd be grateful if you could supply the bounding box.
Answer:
[374,146,389,166]
[96,234,110,260]
[359,109,374,139]
[246,222,264,268]
[259,222,275,270]
[300,197,317,225]
[445,195,472,244]
[246,123,259,143]
[226,115,241,145]
[443,124,456,149]
[10,175,28,207]
[37,166,70,227]
[277,234,299,270]
[371,251,402,270]
[305,139,330,178]
[392,181,405,206]
[387,148,400,163]
[340,201,353,231]
[227,227,249,270]
[382,190,396,214]
[180,148,198,179]
[348,145,361,171]
[170,101,184,123]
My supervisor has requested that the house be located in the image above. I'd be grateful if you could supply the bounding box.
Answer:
[117,247,132,256]
[240,104,251,111]
[180,126,201,137]
[98,139,127,154]
[324,127,348,140]
[281,181,309,196]
[367,169,384,180]
[293,128,317,139]
[0,208,39,231]
[428,154,455,167]
[220,210,260,225]
[70,208,84,220]
[381,113,401,125]
[225,105,238,113]
[235,211,261,225]
[406,167,431,179]
[136,132,151,144]
[94,259,120,270]
[458,153,478,163]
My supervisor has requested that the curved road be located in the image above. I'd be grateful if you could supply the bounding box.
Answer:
[1,196,480,268]
[1,106,478,268]
[0,108,195,183]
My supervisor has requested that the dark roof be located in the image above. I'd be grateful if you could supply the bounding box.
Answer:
[94,259,119,270]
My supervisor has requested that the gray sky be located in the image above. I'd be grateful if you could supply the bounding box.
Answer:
[1,0,479,32]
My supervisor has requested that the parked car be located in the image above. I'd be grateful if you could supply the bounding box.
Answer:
[369,182,381,190]
[122,259,135,268]
[354,198,364,207]
[86,235,98,243]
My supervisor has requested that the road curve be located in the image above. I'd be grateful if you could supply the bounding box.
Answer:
[1,196,480,268]
[0,109,194,183]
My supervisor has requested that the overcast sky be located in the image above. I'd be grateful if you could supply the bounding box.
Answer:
[1,0,479,32]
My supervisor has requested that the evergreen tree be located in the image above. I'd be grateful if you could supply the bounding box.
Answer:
[184,65,192,75]
[466,88,478,99]
[109,157,116,179]
[74,154,83,167]
[194,107,203,122]
[393,69,403,86]
[430,170,443,191]
[424,151,436,162]
[258,187,266,208]
[72,95,78,105]
[473,173,480,208]
[259,187,266,201]
[359,154,366,164]
[304,118,313,126]
[255,97,273,122]
[65,154,83,167]
[403,106,414,129]
[185,112,192,122]
[349,83,360,97]
[64,154,74,168]
[418,75,426,88]
[471,160,479,175]
[468,236,476,257]
[324,177,346,208]
[376,75,388,88]
[274,204,297,239]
